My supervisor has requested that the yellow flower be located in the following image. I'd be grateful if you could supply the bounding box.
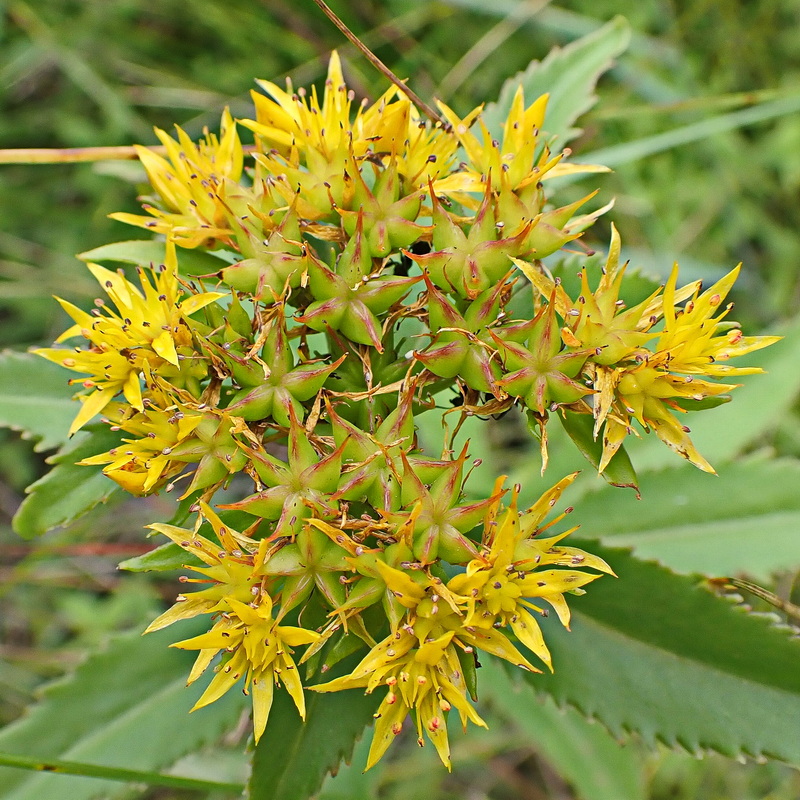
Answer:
[145,502,261,633]
[238,53,458,225]
[110,109,243,248]
[515,226,668,365]
[434,87,607,200]
[243,51,436,167]
[652,264,780,377]
[80,373,253,497]
[594,265,779,473]
[610,364,737,472]
[310,559,486,769]
[146,504,319,741]
[393,102,459,191]
[244,51,360,159]
[79,387,203,495]
[514,229,780,473]
[35,241,224,434]
[172,594,319,743]
[313,627,485,770]
[449,478,613,670]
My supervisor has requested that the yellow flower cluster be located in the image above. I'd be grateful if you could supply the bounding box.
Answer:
[519,226,779,472]
[37,52,775,768]
[147,478,611,768]
[36,242,223,435]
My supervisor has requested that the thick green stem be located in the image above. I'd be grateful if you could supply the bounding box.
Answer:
[0,751,245,794]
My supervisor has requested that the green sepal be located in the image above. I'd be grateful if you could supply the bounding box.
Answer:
[673,394,733,412]
[456,643,479,702]
[299,264,421,351]
[263,542,305,575]
[225,383,304,425]
[409,185,529,298]
[219,203,306,298]
[279,573,315,615]
[492,299,592,413]
[321,631,369,675]
[227,292,255,338]
[316,570,348,610]
[338,158,429,258]
[334,211,374,285]
[559,410,639,491]
[331,576,384,616]
[226,356,343,424]
[183,451,235,495]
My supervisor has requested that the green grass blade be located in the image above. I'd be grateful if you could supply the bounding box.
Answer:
[584,92,800,167]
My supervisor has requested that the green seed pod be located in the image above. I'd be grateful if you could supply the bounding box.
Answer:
[408,185,531,298]
[492,298,593,414]
[299,258,420,351]
[337,157,430,259]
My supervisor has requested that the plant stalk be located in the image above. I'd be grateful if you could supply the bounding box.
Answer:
[309,0,447,128]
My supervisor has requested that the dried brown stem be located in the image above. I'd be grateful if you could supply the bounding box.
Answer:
[0,144,257,165]
[0,146,154,164]
[724,577,800,623]
[309,0,447,128]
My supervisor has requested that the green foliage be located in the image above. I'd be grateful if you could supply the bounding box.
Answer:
[0,752,243,797]
[558,410,639,491]
[569,456,800,579]
[481,659,646,800]
[118,541,199,573]
[482,16,631,148]
[79,240,231,276]
[0,626,245,800]
[2,2,800,799]
[0,352,75,452]
[247,656,380,800]
[529,544,800,762]
[13,427,122,538]
[585,91,800,169]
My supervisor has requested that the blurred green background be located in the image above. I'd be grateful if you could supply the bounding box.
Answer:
[2,1,800,798]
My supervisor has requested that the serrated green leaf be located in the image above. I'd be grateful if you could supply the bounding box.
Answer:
[246,654,380,800]
[568,456,800,579]
[627,317,800,472]
[315,734,378,800]
[12,427,123,538]
[78,240,231,276]
[0,351,75,452]
[559,411,639,491]
[118,542,201,573]
[0,625,245,800]
[525,544,800,763]
[481,659,645,800]
[482,16,631,149]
